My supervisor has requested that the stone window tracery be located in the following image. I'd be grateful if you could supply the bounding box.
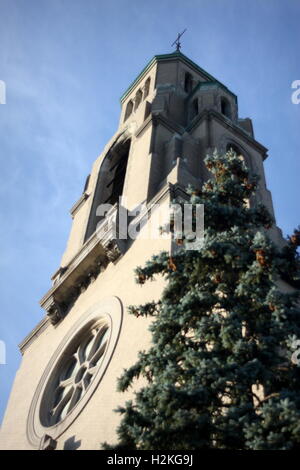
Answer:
[46,322,110,426]
[27,298,123,448]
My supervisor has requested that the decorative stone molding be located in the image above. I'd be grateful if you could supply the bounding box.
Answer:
[218,133,254,172]
[44,295,65,326]
[19,317,51,355]
[40,204,126,325]
[186,109,268,159]
[40,184,191,328]
[39,434,57,451]
[70,192,89,219]
[106,241,122,262]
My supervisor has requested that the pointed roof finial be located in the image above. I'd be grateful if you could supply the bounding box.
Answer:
[171,29,187,51]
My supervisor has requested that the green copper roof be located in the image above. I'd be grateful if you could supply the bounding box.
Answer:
[120,51,237,103]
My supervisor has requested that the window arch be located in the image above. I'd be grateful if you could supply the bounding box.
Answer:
[84,139,131,241]
[44,319,111,426]
[134,89,143,110]
[221,97,231,119]
[144,77,150,99]
[191,98,199,120]
[27,297,123,447]
[106,140,130,206]
[226,143,244,161]
[144,101,151,120]
[219,135,253,173]
[124,100,133,121]
[184,72,193,93]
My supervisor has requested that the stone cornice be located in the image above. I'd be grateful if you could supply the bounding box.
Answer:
[20,184,187,349]
[120,51,236,104]
[70,192,89,219]
[19,317,50,355]
[40,204,125,326]
[187,78,237,103]
[152,114,184,135]
[37,184,187,330]
[186,109,268,159]
[126,182,189,244]
[135,114,184,141]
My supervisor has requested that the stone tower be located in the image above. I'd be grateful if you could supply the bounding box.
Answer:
[0,51,283,450]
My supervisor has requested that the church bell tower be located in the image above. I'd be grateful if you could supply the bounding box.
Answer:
[0,51,283,450]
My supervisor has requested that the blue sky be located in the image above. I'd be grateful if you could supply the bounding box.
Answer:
[0,0,299,424]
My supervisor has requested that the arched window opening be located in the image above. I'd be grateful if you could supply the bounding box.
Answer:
[144,101,151,120]
[135,89,143,110]
[184,72,193,93]
[84,139,131,241]
[221,97,231,119]
[124,100,133,121]
[144,77,150,99]
[226,143,244,161]
[191,98,199,120]
[105,140,130,205]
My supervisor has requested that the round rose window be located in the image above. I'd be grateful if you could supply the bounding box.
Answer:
[27,298,123,447]
[44,321,110,426]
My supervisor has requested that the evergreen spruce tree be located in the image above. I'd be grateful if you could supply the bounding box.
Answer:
[105,150,300,450]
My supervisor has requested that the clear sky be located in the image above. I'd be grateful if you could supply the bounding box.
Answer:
[0,0,299,424]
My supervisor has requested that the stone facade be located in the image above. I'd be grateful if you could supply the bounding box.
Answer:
[0,51,283,450]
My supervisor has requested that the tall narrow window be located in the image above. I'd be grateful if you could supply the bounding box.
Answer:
[221,97,231,119]
[84,139,131,241]
[124,100,133,121]
[191,98,199,119]
[144,77,150,99]
[184,72,193,93]
[144,101,151,120]
[105,140,130,205]
[134,89,143,110]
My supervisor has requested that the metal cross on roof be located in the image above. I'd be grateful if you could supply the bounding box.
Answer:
[171,28,187,51]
